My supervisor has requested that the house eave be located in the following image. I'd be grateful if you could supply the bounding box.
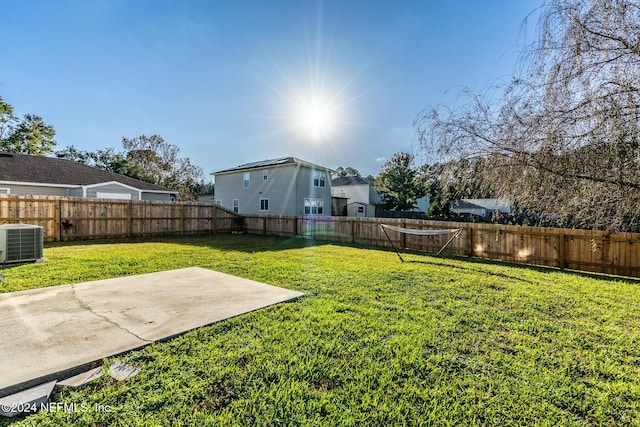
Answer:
[212,158,333,176]
[0,180,78,189]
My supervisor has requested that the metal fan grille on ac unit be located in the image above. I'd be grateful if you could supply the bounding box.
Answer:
[6,228,41,261]
[0,224,44,263]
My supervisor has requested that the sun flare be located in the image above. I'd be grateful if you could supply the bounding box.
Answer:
[295,98,337,141]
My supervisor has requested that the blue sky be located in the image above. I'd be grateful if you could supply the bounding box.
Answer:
[0,0,542,181]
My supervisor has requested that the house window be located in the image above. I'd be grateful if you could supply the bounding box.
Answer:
[233,199,239,213]
[0,188,9,195]
[313,171,326,188]
[357,206,365,214]
[243,172,250,188]
[260,198,269,211]
[304,198,324,215]
[263,170,269,181]
[216,200,222,206]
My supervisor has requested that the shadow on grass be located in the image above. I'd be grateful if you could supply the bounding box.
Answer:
[403,250,640,285]
[43,233,640,285]
[44,233,332,253]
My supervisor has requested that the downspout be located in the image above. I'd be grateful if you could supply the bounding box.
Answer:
[296,164,299,215]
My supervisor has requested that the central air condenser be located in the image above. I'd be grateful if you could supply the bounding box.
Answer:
[0,224,44,263]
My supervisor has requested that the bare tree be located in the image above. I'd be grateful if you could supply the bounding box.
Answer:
[415,0,640,231]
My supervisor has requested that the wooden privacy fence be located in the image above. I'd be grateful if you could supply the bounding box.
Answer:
[2,194,639,278]
[0,195,236,241]
[242,215,640,278]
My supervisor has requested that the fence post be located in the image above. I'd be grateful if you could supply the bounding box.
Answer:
[467,226,473,257]
[558,233,566,270]
[55,199,61,242]
[350,219,355,244]
[179,204,185,236]
[212,205,217,234]
[127,200,133,237]
[263,216,267,236]
[401,220,407,249]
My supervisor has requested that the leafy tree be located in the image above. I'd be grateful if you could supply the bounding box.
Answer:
[332,166,361,178]
[375,152,426,211]
[415,0,640,231]
[0,97,56,155]
[0,96,17,141]
[122,135,203,201]
[56,146,142,177]
[57,136,203,201]
[192,180,215,198]
[55,145,92,164]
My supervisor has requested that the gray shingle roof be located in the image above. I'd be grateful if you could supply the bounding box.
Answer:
[450,200,486,210]
[0,152,174,192]
[213,157,331,174]
[331,176,374,186]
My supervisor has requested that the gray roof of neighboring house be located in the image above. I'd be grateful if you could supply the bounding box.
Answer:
[213,157,331,175]
[0,152,174,192]
[331,176,374,186]
[450,200,487,210]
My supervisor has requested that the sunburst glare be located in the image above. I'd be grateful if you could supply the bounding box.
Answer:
[294,95,338,141]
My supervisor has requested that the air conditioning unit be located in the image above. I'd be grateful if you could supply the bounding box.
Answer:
[0,224,44,263]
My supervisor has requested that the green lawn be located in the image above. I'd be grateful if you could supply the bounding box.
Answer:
[2,234,640,426]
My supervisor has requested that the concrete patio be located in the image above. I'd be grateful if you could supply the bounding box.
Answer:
[0,267,303,397]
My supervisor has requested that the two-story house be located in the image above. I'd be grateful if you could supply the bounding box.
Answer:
[212,157,332,216]
[330,175,381,217]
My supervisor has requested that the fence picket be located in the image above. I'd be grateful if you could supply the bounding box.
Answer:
[1,194,639,277]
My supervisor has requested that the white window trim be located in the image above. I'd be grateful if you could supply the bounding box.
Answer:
[304,198,324,215]
[0,188,10,195]
[260,198,269,211]
[243,172,250,188]
[312,171,326,188]
[233,199,239,213]
[263,170,269,181]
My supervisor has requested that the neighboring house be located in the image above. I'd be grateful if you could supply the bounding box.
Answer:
[451,200,488,217]
[464,198,513,214]
[451,198,513,218]
[0,152,178,201]
[331,176,381,218]
[213,157,332,216]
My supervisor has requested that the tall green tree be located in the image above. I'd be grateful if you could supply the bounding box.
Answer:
[332,166,361,178]
[375,152,426,211]
[56,145,142,177]
[0,98,56,155]
[0,96,17,141]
